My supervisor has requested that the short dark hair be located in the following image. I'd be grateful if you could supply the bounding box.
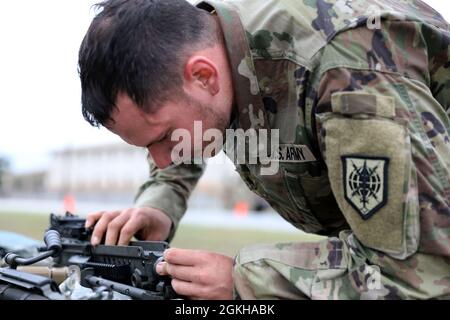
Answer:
[79,0,219,127]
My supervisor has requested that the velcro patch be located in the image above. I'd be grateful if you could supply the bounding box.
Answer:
[342,156,389,220]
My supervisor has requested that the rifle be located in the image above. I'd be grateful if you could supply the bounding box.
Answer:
[0,212,179,300]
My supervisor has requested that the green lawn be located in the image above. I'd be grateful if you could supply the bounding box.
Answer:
[0,212,324,256]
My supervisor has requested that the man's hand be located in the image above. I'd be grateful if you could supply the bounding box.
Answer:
[85,207,172,245]
[156,248,234,300]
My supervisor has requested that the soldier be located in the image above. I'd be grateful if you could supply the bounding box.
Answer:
[79,0,450,299]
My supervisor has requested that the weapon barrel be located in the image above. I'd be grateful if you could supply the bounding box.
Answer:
[0,283,49,300]
[85,275,163,300]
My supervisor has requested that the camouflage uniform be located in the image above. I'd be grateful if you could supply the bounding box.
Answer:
[135,0,450,299]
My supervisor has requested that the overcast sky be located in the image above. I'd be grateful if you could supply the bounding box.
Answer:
[0,0,119,173]
[0,0,449,173]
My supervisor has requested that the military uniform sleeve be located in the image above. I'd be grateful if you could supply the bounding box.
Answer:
[312,22,450,260]
[134,160,205,241]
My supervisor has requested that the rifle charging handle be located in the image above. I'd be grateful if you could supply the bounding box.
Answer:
[44,230,63,257]
[3,231,62,268]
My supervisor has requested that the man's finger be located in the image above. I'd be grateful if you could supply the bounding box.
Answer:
[164,248,207,266]
[117,214,143,245]
[156,261,168,275]
[85,211,104,229]
[171,278,204,299]
[105,211,131,245]
[156,262,197,282]
[91,211,120,245]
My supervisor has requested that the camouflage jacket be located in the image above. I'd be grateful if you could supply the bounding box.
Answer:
[135,0,450,298]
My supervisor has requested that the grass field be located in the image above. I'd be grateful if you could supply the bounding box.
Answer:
[0,211,324,256]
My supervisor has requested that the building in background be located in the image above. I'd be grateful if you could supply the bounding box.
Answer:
[3,142,266,211]
[45,143,148,203]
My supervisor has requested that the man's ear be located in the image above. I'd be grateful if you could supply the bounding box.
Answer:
[183,56,220,96]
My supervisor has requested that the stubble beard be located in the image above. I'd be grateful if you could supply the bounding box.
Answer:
[187,95,231,158]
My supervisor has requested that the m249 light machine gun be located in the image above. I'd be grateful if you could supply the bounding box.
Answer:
[0,212,179,300]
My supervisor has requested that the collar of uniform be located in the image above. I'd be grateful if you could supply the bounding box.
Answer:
[196,0,269,132]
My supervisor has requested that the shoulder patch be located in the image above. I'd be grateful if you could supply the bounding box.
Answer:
[342,155,389,220]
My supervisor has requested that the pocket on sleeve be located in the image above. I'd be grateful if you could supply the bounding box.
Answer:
[318,91,420,259]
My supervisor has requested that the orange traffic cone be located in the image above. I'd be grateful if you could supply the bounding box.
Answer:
[63,194,76,213]
[233,201,249,218]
